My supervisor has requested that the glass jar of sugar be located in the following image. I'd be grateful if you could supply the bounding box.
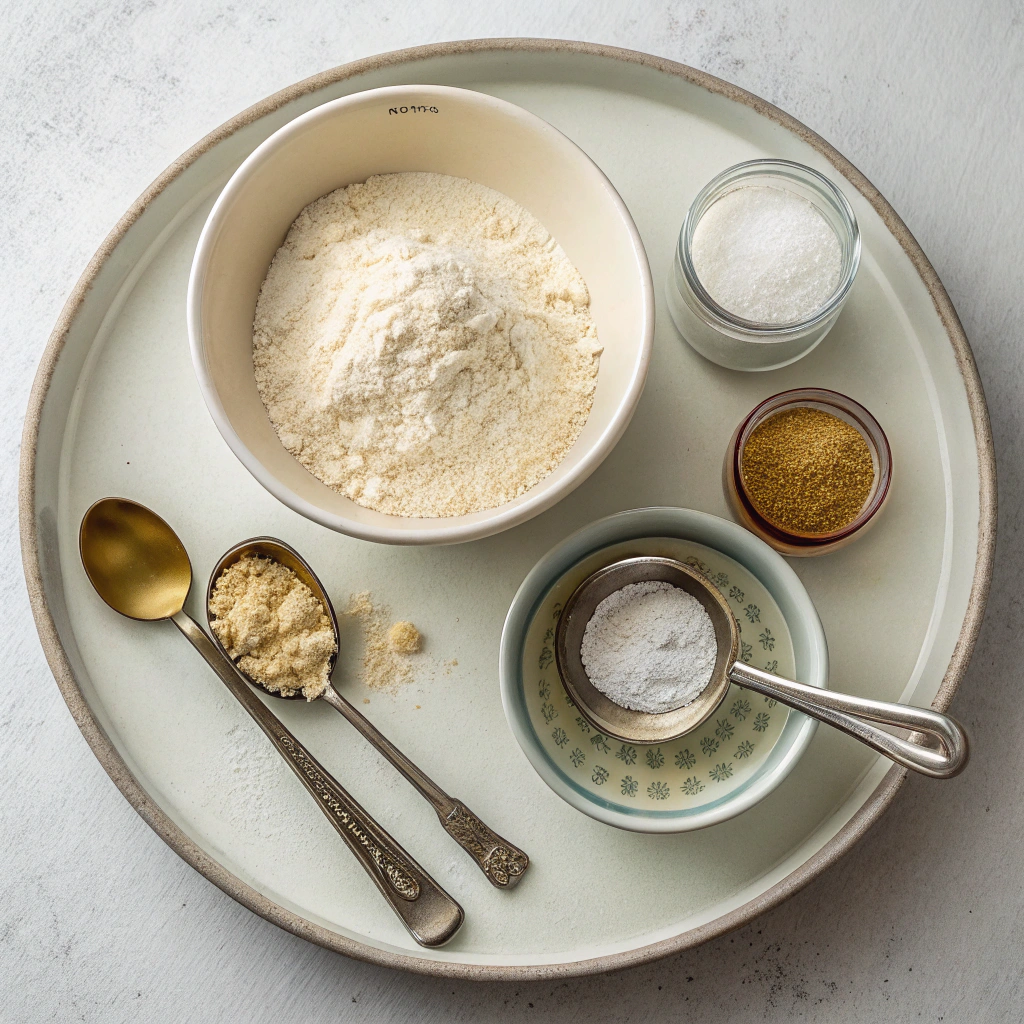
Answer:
[666,159,860,372]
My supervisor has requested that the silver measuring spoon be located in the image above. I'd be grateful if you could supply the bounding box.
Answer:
[555,556,968,778]
[79,498,463,947]
[208,538,529,889]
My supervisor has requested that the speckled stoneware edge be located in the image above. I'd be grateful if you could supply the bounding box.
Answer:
[19,39,996,981]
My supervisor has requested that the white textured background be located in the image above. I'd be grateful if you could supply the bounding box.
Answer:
[4,2,1023,1021]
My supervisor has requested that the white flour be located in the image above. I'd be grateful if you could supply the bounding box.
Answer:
[691,184,842,324]
[580,581,717,714]
[253,172,601,518]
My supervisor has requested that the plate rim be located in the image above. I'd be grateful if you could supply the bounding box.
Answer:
[18,37,997,980]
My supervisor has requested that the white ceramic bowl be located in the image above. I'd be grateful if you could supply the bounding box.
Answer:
[500,508,828,833]
[188,85,654,545]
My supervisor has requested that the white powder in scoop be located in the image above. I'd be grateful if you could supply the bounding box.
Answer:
[691,184,842,324]
[253,171,601,518]
[580,581,717,714]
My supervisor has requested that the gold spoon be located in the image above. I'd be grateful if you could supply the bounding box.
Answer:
[556,556,969,778]
[207,538,529,890]
[79,497,464,948]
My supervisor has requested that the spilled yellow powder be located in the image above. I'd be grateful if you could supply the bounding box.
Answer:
[343,593,422,692]
[209,555,336,701]
[388,621,421,653]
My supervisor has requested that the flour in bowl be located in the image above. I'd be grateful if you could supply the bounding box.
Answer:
[253,172,602,518]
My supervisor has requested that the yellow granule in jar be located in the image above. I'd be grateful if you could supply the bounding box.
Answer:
[740,406,875,535]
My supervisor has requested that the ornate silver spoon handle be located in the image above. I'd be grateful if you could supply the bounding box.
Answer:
[171,611,464,947]
[730,662,969,779]
[321,685,529,888]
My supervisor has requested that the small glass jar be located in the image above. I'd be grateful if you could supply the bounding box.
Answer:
[667,160,861,372]
[724,388,892,557]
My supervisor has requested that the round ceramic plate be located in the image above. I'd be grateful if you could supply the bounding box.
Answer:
[20,41,994,979]
[501,508,831,833]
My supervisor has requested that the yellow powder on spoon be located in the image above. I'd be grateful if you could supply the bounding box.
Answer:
[209,555,336,701]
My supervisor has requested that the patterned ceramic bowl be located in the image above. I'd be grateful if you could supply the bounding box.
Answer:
[499,507,828,833]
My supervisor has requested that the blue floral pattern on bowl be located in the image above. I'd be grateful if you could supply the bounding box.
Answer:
[520,537,793,817]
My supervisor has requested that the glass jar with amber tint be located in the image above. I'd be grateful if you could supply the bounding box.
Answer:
[724,388,892,556]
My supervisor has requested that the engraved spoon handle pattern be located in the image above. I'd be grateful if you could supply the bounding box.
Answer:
[321,685,529,888]
[441,800,529,889]
[172,611,464,947]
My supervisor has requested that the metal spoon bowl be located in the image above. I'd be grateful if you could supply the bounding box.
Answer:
[556,556,969,779]
[207,537,529,889]
[80,497,193,621]
[556,557,737,744]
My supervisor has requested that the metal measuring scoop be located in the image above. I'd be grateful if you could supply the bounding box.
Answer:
[207,537,529,889]
[556,557,969,778]
[79,497,464,947]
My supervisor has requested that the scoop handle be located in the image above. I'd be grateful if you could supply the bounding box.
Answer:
[171,611,464,947]
[729,662,969,779]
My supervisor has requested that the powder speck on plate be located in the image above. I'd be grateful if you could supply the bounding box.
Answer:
[343,592,423,692]
[387,620,422,653]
